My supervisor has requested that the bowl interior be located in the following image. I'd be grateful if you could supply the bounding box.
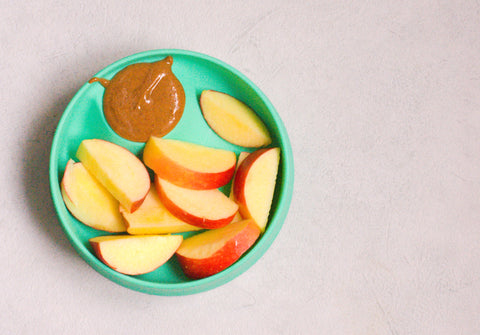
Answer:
[49,49,293,295]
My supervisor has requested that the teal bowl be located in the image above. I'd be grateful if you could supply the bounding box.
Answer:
[49,49,294,295]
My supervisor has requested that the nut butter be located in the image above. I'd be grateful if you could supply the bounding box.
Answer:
[89,56,185,142]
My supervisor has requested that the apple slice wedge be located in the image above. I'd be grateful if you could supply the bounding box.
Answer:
[200,90,272,147]
[233,148,280,232]
[176,219,261,279]
[61,159,126,232]
[89,234,183,275]
[143,137,236,190]
[229,152,250,223]
[120,184,202,235]
[155,176,238,229]
[76,139,150,213]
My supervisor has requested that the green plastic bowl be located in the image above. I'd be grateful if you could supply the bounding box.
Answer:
[49,49,294,295]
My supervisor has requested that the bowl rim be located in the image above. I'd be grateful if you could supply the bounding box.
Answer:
[49,49,294,295]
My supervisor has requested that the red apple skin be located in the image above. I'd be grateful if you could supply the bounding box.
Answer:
[176,220,261,279]
[143,140,235,190]
[154,175,237,229]
[90,241,115,271]
[232,148,271,220]
[130,198,146,213]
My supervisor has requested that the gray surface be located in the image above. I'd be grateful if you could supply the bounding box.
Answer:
[2,1,480,334]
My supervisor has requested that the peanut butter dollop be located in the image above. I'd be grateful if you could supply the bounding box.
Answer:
[89,56,185,142]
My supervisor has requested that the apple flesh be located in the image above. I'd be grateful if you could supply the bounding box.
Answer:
[233,148,280,232]
[89,234,183,275]
[76,139,150,213]
[176,219,261,279]
[143,137,236,190]
[155,176,238,229]
[200,90,272,148]
[61,159,126,232]
[120,184,202,235]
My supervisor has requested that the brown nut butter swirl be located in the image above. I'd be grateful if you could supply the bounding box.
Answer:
[89,56,185,142]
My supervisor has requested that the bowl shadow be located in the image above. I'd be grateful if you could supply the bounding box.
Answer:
[22,88,80,258]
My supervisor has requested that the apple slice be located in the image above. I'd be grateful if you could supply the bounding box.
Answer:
[89,234,183,275]
[229,152,250,223]
[76,139,150,213]
[233,148,280,232]
[200,90,272,147]
[176,219,261,279]
[143,137,236,190]
[120,184,202,235]
[155,176,238,229]
[61,159,126,232]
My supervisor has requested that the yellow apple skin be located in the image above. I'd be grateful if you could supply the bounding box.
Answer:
[232,148,280,232]
[76,139,150,213]
[200,90,272,148]
[61,159,126,232]
[120,185,202,235]
[176,219,261,279]
[90,234,183,275]
[155,176,238,229]
[143,137,236,190]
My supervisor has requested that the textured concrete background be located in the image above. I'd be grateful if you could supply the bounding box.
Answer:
[1,1,480,334]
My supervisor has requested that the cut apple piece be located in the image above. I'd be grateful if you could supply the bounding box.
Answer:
[76,139,150,212]
[176,219,261,279]
[120,184,202,235]
[90,234,183,275]
[155,176,238,229]
[143,137,236,190]
[233,148,280,232]
[200,90,272,147]
[229,152,250,223]
[61,159,126,232]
